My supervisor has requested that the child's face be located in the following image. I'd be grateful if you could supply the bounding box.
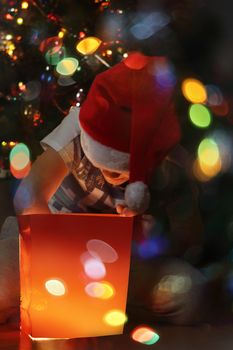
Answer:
[100,168,129,185]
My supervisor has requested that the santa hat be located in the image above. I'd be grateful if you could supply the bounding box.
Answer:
[79,52,181,213]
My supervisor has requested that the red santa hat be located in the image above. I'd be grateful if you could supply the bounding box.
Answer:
[79,52,181,213]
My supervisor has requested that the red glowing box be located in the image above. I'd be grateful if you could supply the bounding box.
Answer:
[18,213,133,339]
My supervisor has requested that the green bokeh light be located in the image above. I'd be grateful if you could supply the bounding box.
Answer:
[45,47,66,66]
[56,57,79,76]
[144,333,160,345]
[197,138,219,166]
[10,143,30,163]
[189,104,212,128]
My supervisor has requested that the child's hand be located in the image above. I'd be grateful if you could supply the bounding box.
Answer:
[116,204,138,217]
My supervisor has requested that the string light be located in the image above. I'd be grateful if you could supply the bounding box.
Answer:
[56,57,79,76]
[5,34,13,40]
[189,104,212,128]
[182,78,207,104]
[76,37,102,55]
[58,28,66,39]
[17,17,24,25]
[21,2,29,10]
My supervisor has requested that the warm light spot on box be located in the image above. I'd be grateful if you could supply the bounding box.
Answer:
[85,282,115,299]
[45,279,66,296]
[84,258,106,279]
[104,310,127,327]
[87,239,118,263]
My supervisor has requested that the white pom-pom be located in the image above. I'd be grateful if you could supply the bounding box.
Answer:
[125,181,150,214]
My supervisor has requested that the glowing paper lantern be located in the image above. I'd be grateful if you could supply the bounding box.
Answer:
[18,213,133,339]
[56,57,79,76]
[189,104,212,128]
[131,326,160,345]
[182,78,207,103]
[76,37,102,55]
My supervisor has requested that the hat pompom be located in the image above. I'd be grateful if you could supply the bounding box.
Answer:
[125,181,150,214]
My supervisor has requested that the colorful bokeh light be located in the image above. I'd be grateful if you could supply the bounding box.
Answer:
[17,17,24,25]
[130,11,169,40]
[45,279,66,296]
[131,326,160,345]
[87,239,118,263]
[85,281,115,299]
[40,37,66,66]
[76,36,102,55]
[10,143,29,163]
[56,57,79,76]
[182,78,207,103]
[104,310,127,327]
[189,104,212,128]
[21,1,29,9]
[206,84,223,106]
[84,257,106,279]
[9,143,31,179]
[10,162,31,179]
[40,36,63,55]
[198,138,220,167]
[193,158,221,181]
[211,99,229,117]
[45,47,66,66]
[194,137,222,180]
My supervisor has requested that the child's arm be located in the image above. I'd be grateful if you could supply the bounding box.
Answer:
[13,147,68,215]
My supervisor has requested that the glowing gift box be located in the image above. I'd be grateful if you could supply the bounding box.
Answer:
[18,213,133,339]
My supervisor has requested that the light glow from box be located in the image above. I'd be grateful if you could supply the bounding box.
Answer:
[45,279,66,296]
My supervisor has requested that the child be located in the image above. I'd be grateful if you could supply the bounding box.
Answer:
[0,52,205,326]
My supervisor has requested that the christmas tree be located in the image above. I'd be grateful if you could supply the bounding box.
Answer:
[0,0,232,187]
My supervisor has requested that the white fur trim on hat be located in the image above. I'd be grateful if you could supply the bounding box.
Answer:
[80,127,130,172]
[125,181,150,213]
